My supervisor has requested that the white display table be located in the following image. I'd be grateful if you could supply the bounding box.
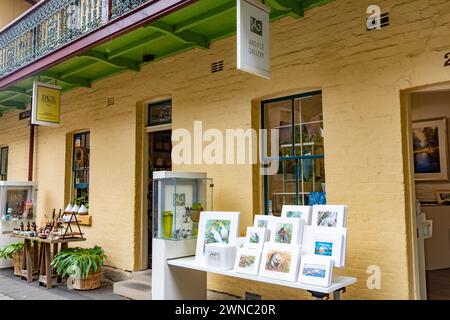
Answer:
[167,256,357,300]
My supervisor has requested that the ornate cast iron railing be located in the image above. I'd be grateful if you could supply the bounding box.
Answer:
[0,0,153,78]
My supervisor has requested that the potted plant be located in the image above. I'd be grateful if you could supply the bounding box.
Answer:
[0,242,24,276]
[51,246,107,290]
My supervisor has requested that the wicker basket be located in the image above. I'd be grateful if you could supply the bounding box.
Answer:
[71,269,102,291]
[12,252,23,276]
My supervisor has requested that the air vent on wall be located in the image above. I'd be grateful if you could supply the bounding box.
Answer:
[107,97,115,106]
[211,60,224,73]
[368,12,390,31]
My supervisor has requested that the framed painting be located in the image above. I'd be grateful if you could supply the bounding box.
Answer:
[244,226,269,250]
[253,214,274,229]
[281,205,312,225]
[195,211,240,264]
[302,226,346,268]
[311,205,347,228]
[434,190,450,204]
[298,254,333,287]
[259,243,301,282]
[413,118,448,181]
[268,217,304,245]
[234,248,262,276]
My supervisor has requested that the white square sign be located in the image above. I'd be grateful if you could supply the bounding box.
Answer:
[237,0,271,79]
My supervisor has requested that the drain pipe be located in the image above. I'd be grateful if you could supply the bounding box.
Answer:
[28,122,35,182]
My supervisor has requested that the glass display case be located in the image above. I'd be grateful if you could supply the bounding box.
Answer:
[0,181,37,268]
[153,172,213,241]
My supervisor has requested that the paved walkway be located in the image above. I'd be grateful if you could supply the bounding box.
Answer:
[0,269,128,300]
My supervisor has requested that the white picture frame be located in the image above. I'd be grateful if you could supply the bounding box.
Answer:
[281,205,312,225]
[298,254,333,287]
[245,226,269,250]
[259,243,301,282]
[195,211,240,264]
[311,205,347,228]
[302,226,346,268]
[269,217,304,245]
[253,214,273,228]
[234,248,262,276]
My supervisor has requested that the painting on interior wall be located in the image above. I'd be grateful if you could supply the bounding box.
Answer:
[413,118,448,181]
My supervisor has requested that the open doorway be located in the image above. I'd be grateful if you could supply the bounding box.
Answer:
[406,87,450,300]
[144,99,172,268]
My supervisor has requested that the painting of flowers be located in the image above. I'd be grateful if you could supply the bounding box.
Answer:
[238,255,256,268]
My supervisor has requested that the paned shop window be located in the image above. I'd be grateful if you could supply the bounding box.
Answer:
[73,132,90,206]
[0,147,8,181]
[261,91,326,215]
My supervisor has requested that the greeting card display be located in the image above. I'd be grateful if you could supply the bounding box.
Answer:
[311,205,347,228]
[234,248,262,276]
[245,226,269,250]
[253,214,274,228]
[298,254,333,287]
[281,205,312,225]
[205,243,237,270]
[195,211,240,264]
[269,217,304,245]
[259,243,301,282]
[302,226,346,268]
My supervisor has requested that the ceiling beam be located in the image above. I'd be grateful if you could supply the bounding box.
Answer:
[265,0,304,18]
[106,33,165,60]
[40,71,92,88]
[82,51,141,71]
[147,21,209,49]
[2,88,32,98]
[175,1,236,32]
[0,101,26,110]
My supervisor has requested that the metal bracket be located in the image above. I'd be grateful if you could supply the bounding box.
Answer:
[307,290,330,300]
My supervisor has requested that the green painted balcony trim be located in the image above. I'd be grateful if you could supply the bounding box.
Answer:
[0,0,334,116]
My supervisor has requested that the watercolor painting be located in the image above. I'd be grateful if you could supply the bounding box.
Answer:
[238,254,256,268]
[314,241,333,256]
[249,231,260,244]
[264,250,291,273]
[274,223,293,244]
[257,220,269,228]
[203,220,231,251]
[303,264,326,278]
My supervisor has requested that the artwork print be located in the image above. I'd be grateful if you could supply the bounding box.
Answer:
[175,193,186,206]
[413,118,448,181]
[316,211,338,227]
[274,223,293,244]
[264,250,291,273]
[303,263,326,278]
[257,220,269,228]
[314,241,333,256]
[203,220,231,251]
[249,231,260,244]
[238,255,256,268]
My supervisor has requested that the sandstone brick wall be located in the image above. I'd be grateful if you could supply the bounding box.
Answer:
[1,0,450,299]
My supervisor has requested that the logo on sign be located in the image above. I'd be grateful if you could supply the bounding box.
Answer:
[250,16,263,36]
[42,95,57,104]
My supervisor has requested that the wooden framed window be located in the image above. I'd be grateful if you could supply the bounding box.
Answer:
[0,146,8,181]
[73,132,90,205]
[261,91,326,214]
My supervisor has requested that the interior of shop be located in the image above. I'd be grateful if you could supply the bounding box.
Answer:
[410,90,450,300]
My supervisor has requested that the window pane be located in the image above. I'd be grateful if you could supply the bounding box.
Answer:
[263,99,294,157]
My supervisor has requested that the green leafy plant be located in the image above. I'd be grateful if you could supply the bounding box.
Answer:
[191,203,203,210]
[0,242,24,259]
[51,246,107,279]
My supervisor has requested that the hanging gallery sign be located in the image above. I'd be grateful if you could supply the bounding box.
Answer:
[31,81,61,127]
[237,0,271,79]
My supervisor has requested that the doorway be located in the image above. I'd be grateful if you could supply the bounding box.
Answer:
[143,99,172,268]
[405,86,450,300]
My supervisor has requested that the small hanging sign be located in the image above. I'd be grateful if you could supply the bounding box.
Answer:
[31,81,61,127]
[237,0,271,79]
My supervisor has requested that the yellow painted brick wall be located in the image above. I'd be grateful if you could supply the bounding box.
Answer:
[1,0,450,299]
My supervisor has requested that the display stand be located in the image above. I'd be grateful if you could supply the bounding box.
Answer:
[165,256,357,300]
[152,239,206,300]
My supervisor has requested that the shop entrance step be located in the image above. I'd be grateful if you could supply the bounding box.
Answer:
[131,269,151,283]
[113,280,151,300]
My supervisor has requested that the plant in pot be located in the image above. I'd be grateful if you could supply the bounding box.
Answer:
[51,246,107,290]
[0,242,24,276]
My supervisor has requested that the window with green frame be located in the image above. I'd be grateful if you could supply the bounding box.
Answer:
[73,132,90,206]
[262,91,326,215]
[0,146,8,181]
